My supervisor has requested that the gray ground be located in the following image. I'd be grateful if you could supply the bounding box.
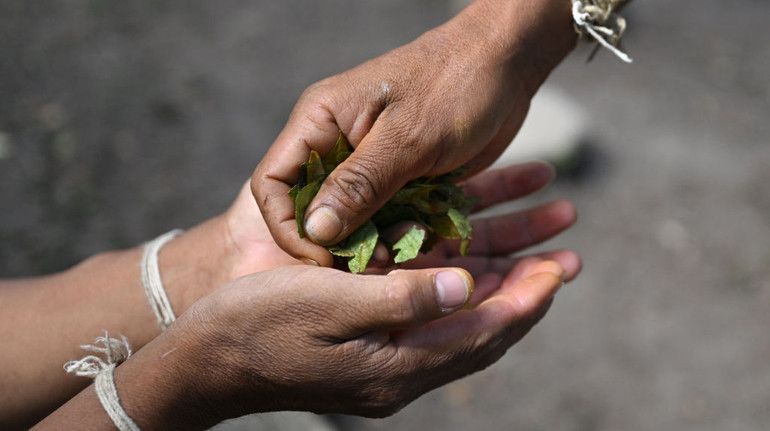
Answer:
[1,1,769,430]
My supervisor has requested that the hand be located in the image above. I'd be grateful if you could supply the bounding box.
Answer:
[173,160,578,306]
[145,162,579,426]
[30,162,579,429]
[251,0,577,265]
[103,258,567,429]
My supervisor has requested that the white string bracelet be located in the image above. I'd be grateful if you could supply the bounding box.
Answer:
[571,0,633,63]
[64,332,142,431]
[141,229,183,330]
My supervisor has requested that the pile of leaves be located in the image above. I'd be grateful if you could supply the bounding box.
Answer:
[290,133,476,273]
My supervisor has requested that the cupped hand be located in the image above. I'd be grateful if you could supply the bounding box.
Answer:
[165,257,566,422]
[170,160,574,321]
[230,161,578,278]
[251,0,576,265]
[30,161,578,429]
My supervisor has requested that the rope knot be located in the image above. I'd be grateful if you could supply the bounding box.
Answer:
[572,0,633,63]
[63,331,141,431]
[63,331,133,377]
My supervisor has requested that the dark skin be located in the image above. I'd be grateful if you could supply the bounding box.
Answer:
[8,162,579,429]
[35,260,570,430]
[4,0,625,424]
[252,0,579,265]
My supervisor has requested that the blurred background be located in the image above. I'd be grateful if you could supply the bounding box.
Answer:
[1,0,768,430]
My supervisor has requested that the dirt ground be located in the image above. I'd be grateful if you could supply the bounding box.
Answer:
[1,1,768,430]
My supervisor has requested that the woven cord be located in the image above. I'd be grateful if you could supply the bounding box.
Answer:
[64,332,142,431]
[141,229,183,330]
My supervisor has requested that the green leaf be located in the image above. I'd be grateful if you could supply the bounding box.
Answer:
[459,238,471,256]
[370,204,420,228]
[289,131,476,272]
[392,226,426,264]
[323,132,353,171]
[294,180,323,238]
[304,150,326,183]
[429,214,460,239]
[288,183,300,203]
[448,208,472,257]
[390,183,437,205]
[328,246,355,258]
[447,208,472,239]
[345,220,379,274]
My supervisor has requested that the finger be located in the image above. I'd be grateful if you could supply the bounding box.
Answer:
[458,251,579,284]
[459,256,551,307]
[483,261,565,343]
[302,111,433,246]
[470,273,505,306]
[400,254,533,279]
[334,267,475,338]
[536,250,581,282]
[251,103,344,266]
[461,199,577,256]
[387,260,565,365]
[371,242,391,267]
[398,249,580,285]
[461,162,555,213]
[497,259,565,296]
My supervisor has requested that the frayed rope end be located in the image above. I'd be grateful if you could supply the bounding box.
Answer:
[63,331,132,378]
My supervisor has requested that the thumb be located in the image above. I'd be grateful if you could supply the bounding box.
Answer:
[302,125,428,246]
[338,268,475,337]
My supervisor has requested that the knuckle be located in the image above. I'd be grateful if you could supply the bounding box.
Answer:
[381,274,423,324]
[301,79,332,99]
[328,161,382,213]
[295,79,336,113]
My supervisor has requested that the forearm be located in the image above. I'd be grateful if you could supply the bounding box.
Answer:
[32,327,221,431]
[0,215,234,428]
[445,0,576,95]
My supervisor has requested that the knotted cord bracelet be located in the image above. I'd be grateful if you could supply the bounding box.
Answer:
[64,332,142,431]
[141,229,184,330]
[571,0,633,63]
[63,229,182,430]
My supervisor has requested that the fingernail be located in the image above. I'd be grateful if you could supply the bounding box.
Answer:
[301,258,320,266]
[304,206,343,244]
[435,270,473,311]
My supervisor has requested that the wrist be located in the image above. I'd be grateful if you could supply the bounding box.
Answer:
[33,327,228,430]
[158,216,237,317]
[113,328,227,430]
[445,0,576,96]
[119,304,280,427]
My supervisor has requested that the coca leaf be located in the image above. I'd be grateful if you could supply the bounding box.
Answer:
[392,226,426,264]
[293,180,323,238]
[344,220,379,274]
[289,131,475,272]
